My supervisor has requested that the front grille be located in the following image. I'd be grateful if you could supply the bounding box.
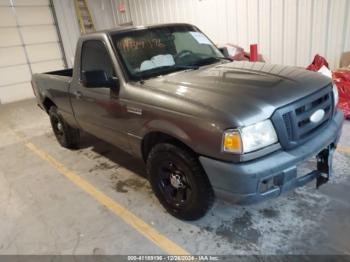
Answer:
[272,85,334,150]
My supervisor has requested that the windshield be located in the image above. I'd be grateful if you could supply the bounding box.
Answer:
[111,25,225,81]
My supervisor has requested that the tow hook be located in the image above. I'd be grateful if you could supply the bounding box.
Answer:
[316,145,335,188]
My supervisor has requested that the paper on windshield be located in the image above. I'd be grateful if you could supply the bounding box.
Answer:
[190,32,212,45]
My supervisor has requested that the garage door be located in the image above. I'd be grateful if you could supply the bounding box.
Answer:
[0,0,66,104]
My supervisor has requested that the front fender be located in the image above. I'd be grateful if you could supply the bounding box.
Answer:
[142,119,194,149]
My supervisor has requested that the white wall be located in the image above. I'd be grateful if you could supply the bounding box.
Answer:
[53,0,132,67]
[0,0,65,104]
[128,0,350,69]
[52,0,80,67]
[53,0,118,67]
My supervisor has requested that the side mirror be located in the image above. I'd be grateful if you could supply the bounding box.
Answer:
[82,70,118,88]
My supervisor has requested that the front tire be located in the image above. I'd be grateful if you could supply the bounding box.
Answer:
[49,106,80,149]
[147,143,214,220]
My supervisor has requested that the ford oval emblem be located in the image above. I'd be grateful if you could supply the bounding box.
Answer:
[310,109,325,123]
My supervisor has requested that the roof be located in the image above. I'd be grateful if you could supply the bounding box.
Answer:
[86,23,196,36]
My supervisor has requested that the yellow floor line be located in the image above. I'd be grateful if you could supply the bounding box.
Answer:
[8,128,189,255]
[337,145,350,154]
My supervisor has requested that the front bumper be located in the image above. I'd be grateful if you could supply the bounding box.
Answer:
[199,110,344,204]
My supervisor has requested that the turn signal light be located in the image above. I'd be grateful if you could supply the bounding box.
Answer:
[223,130,242,153]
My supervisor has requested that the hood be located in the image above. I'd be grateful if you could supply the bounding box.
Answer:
[143,61,332,126]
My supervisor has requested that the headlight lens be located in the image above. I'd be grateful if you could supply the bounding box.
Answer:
[241,120,278,153]
[223,120,278,154]
[333,84,339,106]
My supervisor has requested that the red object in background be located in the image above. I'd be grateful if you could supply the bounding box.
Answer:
[307,54,350,119]
[219,44,265,62]
[333,70,350,119]
[306,54,330,71]
[118,3,126,12]
[229,44,249,61]
[249,44,258,62]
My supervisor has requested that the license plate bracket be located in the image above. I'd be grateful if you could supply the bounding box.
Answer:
[316,145,335,188]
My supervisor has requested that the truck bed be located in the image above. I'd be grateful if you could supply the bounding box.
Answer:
[32,68,73,114]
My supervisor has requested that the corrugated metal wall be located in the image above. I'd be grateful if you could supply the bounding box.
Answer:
[113,0,133,25]
[52,0,80,67]
[53,0,132,67]
[53,0,121,67]
[128,0,350,69]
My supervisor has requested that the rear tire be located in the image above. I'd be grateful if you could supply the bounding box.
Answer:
[147,143,214,220]
[49,106,80,149]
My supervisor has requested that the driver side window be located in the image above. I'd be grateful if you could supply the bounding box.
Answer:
[81,40,115,82]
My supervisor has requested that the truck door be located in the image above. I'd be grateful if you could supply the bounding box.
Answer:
[70,39,131,154]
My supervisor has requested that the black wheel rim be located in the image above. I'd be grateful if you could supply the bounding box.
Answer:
[157,160,192,208]
[51,115,65,143]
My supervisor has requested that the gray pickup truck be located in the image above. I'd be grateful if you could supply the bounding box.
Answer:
[32,23,344,220]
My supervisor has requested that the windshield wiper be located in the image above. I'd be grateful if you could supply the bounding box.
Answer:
[172,64,200,70]
[215,56,232,61]
[193,57,230,67]
[135,64,199,82]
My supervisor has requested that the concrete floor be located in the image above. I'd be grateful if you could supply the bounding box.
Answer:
[0,99,350,255]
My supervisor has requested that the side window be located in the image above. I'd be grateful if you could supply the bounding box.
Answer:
[81,40,115,80]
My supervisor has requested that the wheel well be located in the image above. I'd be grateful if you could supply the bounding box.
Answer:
[43,98,55,113]
[141,132,195,161]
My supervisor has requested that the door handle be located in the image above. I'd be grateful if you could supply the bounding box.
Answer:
[73,91,82,99]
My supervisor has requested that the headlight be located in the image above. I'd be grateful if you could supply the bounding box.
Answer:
[333,84,339,106]
[223,119,278,154]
